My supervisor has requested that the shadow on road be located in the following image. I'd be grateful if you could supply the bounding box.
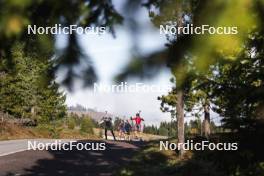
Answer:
[3,140,145,176]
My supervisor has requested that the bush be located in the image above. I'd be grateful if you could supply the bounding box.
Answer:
[159,127,169,136]
[80,117,94,134]
[36,123,62,138]
[67,117,76,130]
[49,125,62,139]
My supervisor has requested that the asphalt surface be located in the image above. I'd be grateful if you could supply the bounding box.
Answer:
[0,140,144,176]
[0,139,76,157]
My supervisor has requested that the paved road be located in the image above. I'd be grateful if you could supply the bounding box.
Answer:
[0,139,144,176]
[0,139,76,157]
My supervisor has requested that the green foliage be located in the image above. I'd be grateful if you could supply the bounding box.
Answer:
[117,0,264,174]
[144,121,177,137]
[184,119,202,136]
[67,117,76,130]
[0,0,123,87]
[80,117,94,134]
[143,125,159,135]
[36,122,63,139]
[0,43,66,122]
[159,121,177,137]
[158,127,169,136]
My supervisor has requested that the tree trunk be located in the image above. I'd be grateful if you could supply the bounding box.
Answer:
[203,103,210,138]
[176,90,185,156]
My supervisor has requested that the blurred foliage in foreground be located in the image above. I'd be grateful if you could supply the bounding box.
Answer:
[115,0,264,129]
[142,0,264,131]
[0,0,264,174]
[0,0,123,88]
[0,0,125,124]
[116,0,264,175]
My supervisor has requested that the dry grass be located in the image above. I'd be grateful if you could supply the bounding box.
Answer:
[0,121,100,140]
[0,121,167,141]
[0,121,38,140]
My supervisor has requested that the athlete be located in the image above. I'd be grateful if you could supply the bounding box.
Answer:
[99,111,116,140]
[129,116,135,139]
[118,120,125,140]
[131,113,144,138]
[124,120,132,141]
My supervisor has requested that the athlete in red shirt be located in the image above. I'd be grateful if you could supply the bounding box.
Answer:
[132,113,144,132]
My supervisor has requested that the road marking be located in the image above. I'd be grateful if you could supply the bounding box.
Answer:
[0,149,28,157]
[0,139,77,157]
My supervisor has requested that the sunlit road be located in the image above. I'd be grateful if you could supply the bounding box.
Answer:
[0,139,76,157]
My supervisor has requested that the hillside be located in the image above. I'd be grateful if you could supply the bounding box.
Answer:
[68,105,117,122]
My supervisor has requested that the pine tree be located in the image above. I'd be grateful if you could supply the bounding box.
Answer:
[0,43,66,123]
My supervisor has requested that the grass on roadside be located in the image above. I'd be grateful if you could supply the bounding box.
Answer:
[0,117,99,140]
[115,138,225,176]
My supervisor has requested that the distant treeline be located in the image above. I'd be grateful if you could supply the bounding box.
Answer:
[144,119,219,137]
